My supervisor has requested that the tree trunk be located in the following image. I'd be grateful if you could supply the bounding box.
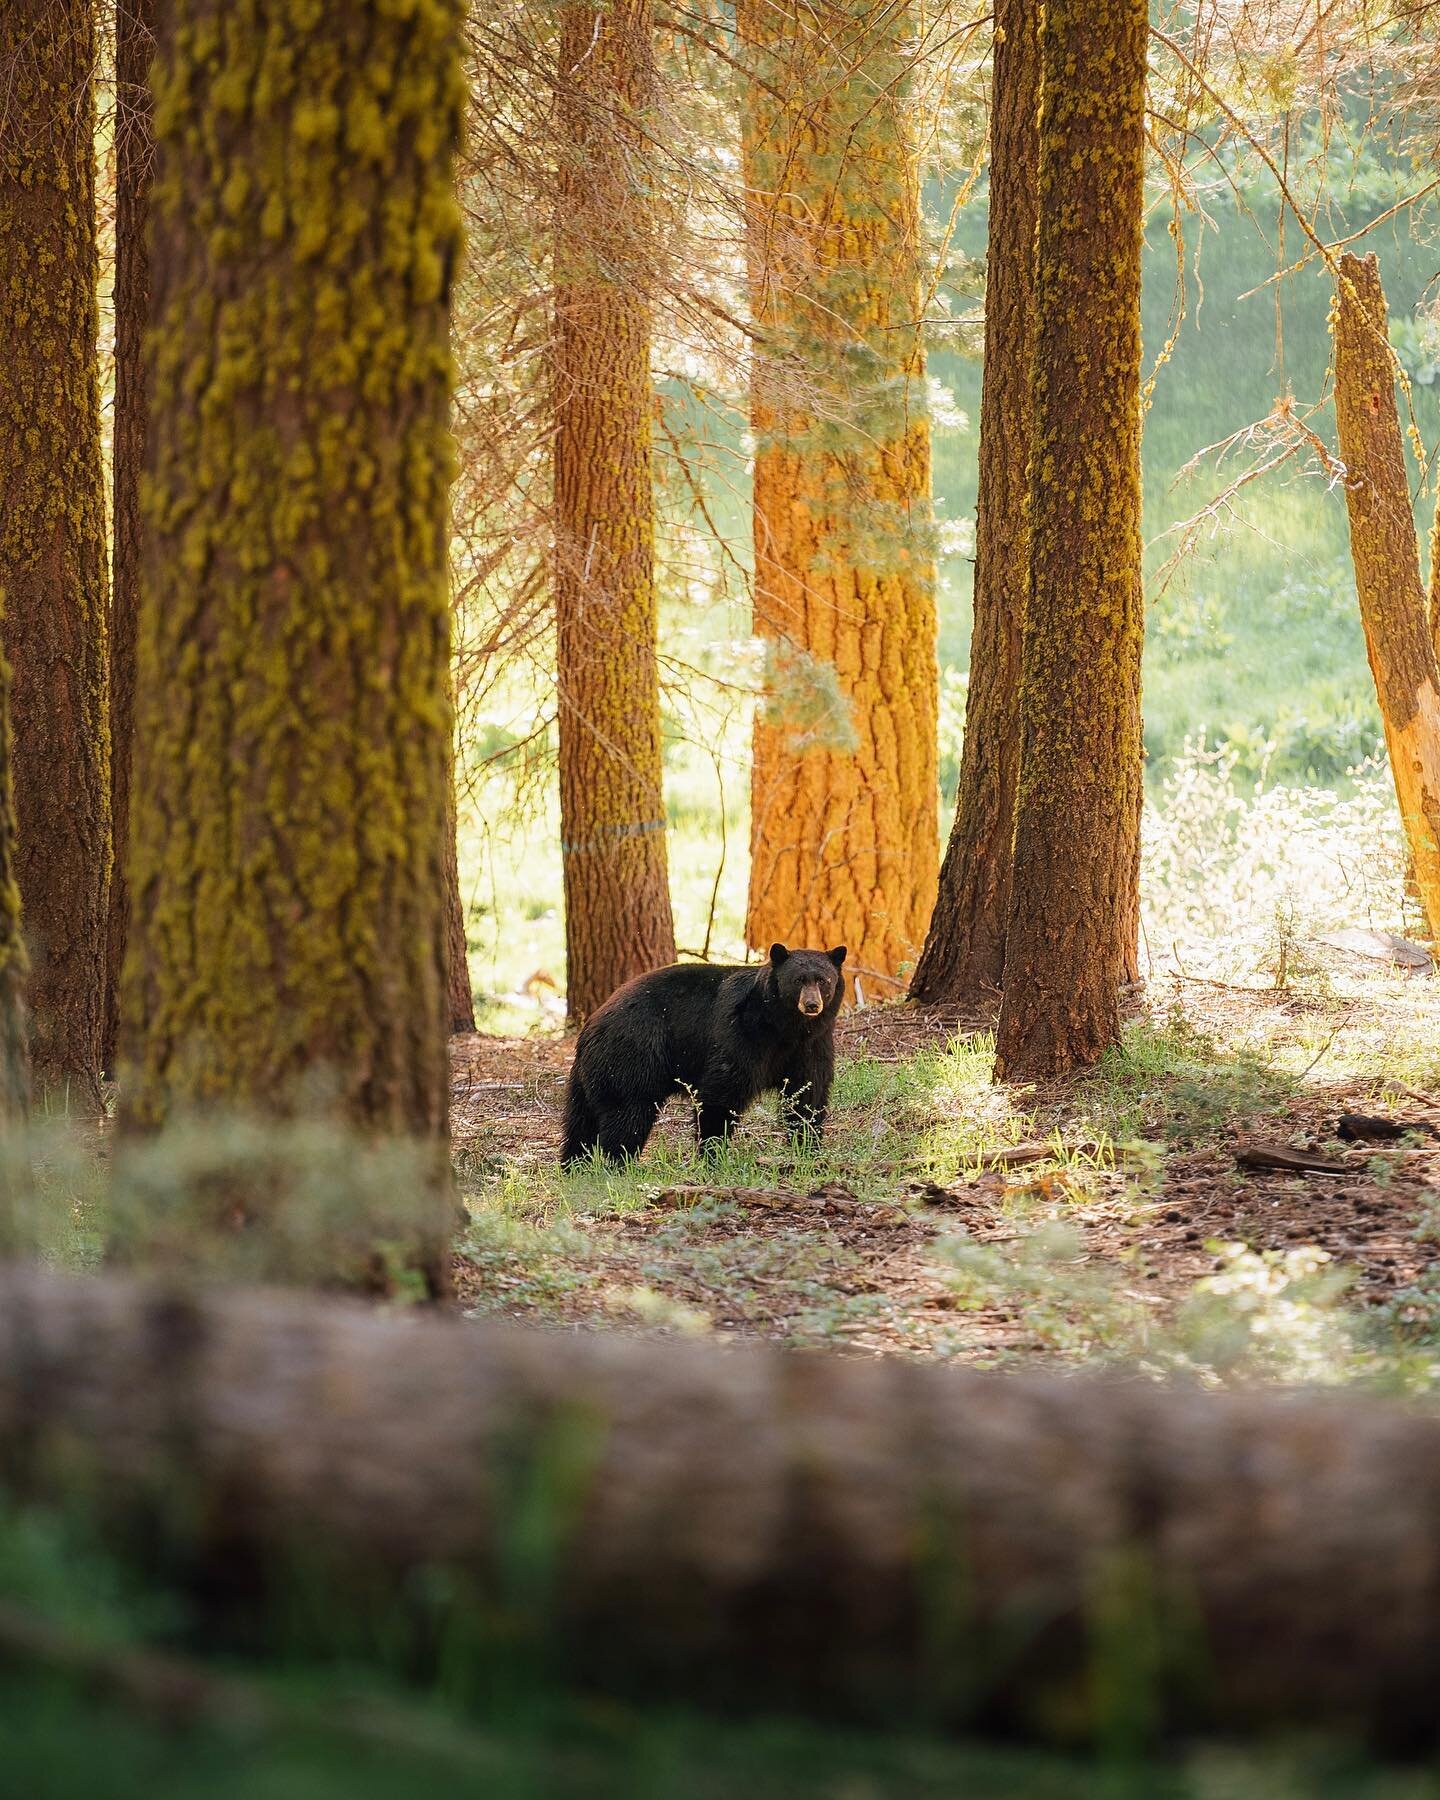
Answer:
[121,0,465,1284]
[910,0,1040,1009]
[1333,252,1440,943]
[740,0,938,1000]
[0,632,28,1126]
[554,0,676,1025]
[3,1261,1440,1749]
[445,768,476,1034]
[0,1,111,1115]
[992,0,1147,1081]
[103,0,157,1077]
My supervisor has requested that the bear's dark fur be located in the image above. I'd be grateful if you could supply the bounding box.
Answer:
[561,943,846,1164]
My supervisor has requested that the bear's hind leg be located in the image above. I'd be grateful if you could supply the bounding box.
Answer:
[561,1079,602,1165]
[596,1100,662,1163]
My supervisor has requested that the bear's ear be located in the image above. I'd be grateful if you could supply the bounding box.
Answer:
[827,946,847,968]
[769,943,789,966]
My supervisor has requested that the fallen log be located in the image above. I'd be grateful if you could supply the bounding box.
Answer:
[1,1262,1439,1747]
[1234,1144,1352,1176]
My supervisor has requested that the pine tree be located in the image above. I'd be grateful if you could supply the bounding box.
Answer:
[104,0,157,1075]
[0,0,111,1113]
[1334,252,1440,940]
[910,0,1039,1008]
[122,0,466,1283]
[740,0,937,997]
[992,0,1148,1081]
[554,0,676,1023]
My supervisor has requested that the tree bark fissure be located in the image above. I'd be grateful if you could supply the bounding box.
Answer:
[104,0,158,1077]
[554,0,676,1025]
[1333,251,1440,942]
[910,0,1040,1010]
[740,0,938,995]
[0,0,112,1113]
[992,0,1147,1081]
[0,630,27,1125]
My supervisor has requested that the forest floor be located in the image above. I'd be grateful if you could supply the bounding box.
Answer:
[450,948,1440,1387]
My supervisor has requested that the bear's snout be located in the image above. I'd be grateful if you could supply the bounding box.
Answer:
[798,982,825,1016]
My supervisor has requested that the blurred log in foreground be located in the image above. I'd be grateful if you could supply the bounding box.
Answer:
[1,1262,1438,1750]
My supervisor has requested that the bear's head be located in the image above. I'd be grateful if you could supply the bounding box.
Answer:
[769,943,846,1020]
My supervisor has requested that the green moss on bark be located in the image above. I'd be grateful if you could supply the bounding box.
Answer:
[993,0,1148,1080]
[122,0,466,1283]
[0,1,112,1114]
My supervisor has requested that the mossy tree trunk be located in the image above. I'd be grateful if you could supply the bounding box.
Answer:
[1334,252,1440,941]
[554,0,676,1024]
[910,0,1039,1009]
[122,0,465,1284]
[0,627,28,1126]
[7,1261,1440,1748]
[103,0,157,1077]
[0,0,111,1115]
[740,0,938,999]
[992,0,1147,1082]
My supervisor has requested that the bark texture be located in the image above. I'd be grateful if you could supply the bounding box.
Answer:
[103,0,158,1077]
[122,0,465,1273]
[993,0,1147,1081]
[444,771,475,1034]
[3,1261,1440,1747]
[0,1,111,1114]
[741,0,938,999]
[911,0,1040,1008]
[554,0,676,1024]
[0,628,28,1124]
[1334,252,1440,941]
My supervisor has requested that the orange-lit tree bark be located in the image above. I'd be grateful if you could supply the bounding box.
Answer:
[0,621,27,1125]
[0,1,111,1113]
[122,0,465,1287]
[103,0,157,1075]
[740,0,937,999]
[1334,252,1440,940]
[554,0,675,1024]
[993,0,1147,1081]
[911,0,1040,1008]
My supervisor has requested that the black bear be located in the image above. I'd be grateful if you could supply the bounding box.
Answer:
[561,944,846,1164]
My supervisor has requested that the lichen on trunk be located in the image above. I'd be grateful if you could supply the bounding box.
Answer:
[992,0,1148,1081]
[0,0,112,1114]
[740,0,938,999]
[121,0,466,1287]
[554,0,676,1025]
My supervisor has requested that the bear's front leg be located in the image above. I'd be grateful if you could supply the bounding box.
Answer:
[696,1100,740,1150]
[779,1039,835,1145]
[696,1054,751,1153]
